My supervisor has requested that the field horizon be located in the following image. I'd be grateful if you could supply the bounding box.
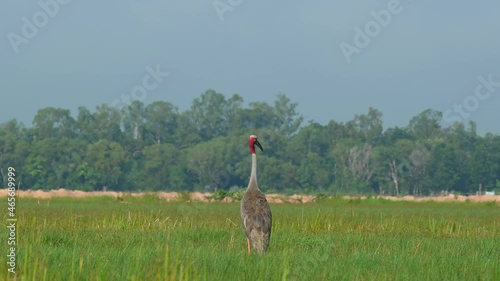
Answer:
[1,188,499,204]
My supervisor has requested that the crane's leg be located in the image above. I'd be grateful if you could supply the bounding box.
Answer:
[247,238,251,254]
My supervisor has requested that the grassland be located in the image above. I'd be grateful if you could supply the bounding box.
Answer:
[1,195,499,280]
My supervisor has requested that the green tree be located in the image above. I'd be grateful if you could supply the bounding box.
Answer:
[188,90,229,140]
[240,102,275,131]
[427,142,460,193]
[32,107,76,139]
[288,122,329,159]
[174,112,202,149]
[408,109,443,140]
[273,94,304,136]
[187,137,231,191]
[348,107,383,144]
[122,100,146,142]
[0,120,30,188]
[252,155,298,193]
[144,101,178,144]
[142,143,187,190]
[468,136,499,193]
[84,140,127,190]
[222,93,244,135]
[297,152,331,192]
[330,139,370,194]
[92,105,123,143]
[75,106,98,143]
[373,139,428,195]
[24,137,86,189]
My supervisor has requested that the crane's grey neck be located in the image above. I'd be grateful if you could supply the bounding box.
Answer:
[248,153,259,190]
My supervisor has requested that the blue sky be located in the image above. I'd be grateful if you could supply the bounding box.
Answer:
[1,0,499,134]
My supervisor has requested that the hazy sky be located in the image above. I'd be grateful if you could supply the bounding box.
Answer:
[1,0,499,134]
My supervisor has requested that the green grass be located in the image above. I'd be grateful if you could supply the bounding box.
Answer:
[1,196,499,280]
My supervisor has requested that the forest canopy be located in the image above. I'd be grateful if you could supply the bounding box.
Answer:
[1,90,499,195]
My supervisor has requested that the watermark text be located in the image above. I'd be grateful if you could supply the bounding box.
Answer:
[213,0,244,21]
[444,74,499,124]
[6,167,17,274]
[7,0,72,54]
[340,0,410,64]
[111,64,169,108]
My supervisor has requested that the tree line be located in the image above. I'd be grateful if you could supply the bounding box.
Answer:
[1,90,499,195]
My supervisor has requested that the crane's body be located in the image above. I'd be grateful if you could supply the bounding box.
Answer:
[240,135,272,254]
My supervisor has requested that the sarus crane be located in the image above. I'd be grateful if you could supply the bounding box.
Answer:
[240,135,272,254]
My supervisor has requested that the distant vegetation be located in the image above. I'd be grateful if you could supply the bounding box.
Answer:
[1,90,499,195]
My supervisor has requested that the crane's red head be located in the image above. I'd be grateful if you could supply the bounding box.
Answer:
[248,135,263,154]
